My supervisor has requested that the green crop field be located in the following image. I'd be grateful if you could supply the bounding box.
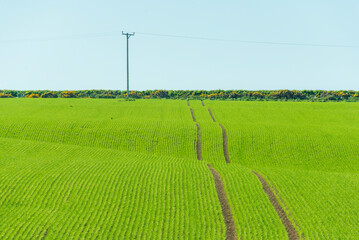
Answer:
[1,98,358,239]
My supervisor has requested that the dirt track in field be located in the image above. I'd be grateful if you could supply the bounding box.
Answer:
[192,101,236,238]
[208,164,237,240]
[219,124,230,163]
[190,108,196,122]
[271,185,303,238]
[252,171,299,240]
[208,108,216,122]
[205,107,230,163]
[187,102,202,160]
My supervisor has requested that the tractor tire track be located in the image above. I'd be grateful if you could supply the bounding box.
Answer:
[208,108,216,122]
[201,100,205,106]
[190,108,196,122]
[208,164,237,240]
[252,171,299,240]
[271,185,304,239]
[205,107,230,163]
[193,101,236,238]
[219,124,230,163]
[187,101,201,160]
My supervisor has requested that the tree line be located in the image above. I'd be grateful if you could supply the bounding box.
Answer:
[1,89,359,101]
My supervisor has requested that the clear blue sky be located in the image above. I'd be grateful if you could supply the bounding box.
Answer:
[1,1,359,91]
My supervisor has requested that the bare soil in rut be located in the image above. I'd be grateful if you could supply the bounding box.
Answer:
[208,108,216,122]
[252,171,299,240]
[190,108,196,122]
[219,124,230,163]
[208,164,237,240]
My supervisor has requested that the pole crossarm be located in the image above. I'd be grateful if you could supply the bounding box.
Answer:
[122,31,135,38]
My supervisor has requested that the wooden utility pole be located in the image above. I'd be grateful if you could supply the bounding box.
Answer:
[122,31,135,98]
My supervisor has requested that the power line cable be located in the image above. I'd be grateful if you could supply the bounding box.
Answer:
[0,30,123,43]
[1,30,359,48]
[136,32,359,48]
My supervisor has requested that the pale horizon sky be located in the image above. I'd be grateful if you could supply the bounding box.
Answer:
[1,1,359,91]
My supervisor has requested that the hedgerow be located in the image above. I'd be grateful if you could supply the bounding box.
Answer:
[41,91,58,98]
[25,93,40,98]
[2,89,359,101]
[0,93,13,98]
